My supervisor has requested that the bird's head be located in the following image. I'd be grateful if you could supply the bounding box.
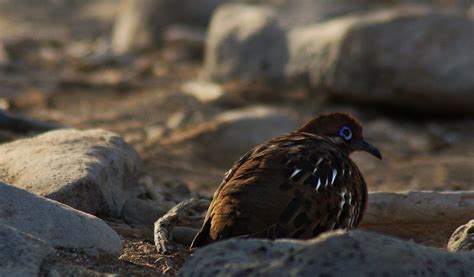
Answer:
[298,113,382,159]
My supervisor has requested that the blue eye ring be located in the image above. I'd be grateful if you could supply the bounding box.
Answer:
[339,126,352,141]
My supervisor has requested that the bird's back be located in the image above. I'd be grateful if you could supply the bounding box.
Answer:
[191,132,368,248]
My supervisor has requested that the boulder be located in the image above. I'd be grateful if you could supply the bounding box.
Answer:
[0,224,55,277]
[205,4,474,114]
[179,230,474,276]
[160,106,299,166]
[204,4,288,82]
[448,220,474,252]
[322,9,474,114]
[0,182,122,256]
[0,129,141,217]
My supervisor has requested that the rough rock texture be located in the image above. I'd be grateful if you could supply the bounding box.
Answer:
[179,230,474,276]
[0,224,56,277]
[205,4,474,114]
[161,106,299,166]
[361,191,474,247]
[0,182,122,256]
[0,128,141,216]
[448,220,474,252]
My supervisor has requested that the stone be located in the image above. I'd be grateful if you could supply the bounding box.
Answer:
[448,220,474,252]
[179,230,474,276]
[321,9,474,114]
[0,224,56,277]
[204,4,288,82]
[361,191,474,247]
[121,198,174,225]
[160,106,299,166]
[204,4,474,114]
[182,80,224,103]
[155,198,210,255]
[112,0,228,53]
[0,129,141,217]
[0,182,122,256]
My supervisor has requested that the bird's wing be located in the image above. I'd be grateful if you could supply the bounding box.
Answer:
[190,146,261,248]
[249,147,367,239]
[190,133,366,248]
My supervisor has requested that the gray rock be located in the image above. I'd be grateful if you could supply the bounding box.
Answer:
[161,106,299,166]
[205,4,474,114]
[0,224,56,277]
[205,4,288,82]
[112,0,229,53]
[448,220,474,252]
[322,9,474,114]
[121,198,174,225]
[0,182,122,256]
[0,129,141,217]
[179,230,474,276]
[361,191,474,247]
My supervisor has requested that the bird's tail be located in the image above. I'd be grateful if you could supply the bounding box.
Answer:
[190,219,214,249]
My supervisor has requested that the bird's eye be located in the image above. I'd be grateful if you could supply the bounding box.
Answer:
[339,126,352,141]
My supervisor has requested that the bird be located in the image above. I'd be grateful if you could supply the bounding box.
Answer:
[190,113,382,248]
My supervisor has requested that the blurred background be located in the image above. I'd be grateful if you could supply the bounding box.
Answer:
[1,0,473,197]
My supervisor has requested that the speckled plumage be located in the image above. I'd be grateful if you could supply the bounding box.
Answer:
[191,113,381,248]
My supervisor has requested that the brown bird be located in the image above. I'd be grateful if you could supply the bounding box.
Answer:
[190,113,381,248]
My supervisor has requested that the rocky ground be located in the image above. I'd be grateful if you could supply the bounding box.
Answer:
[0,0,473,276]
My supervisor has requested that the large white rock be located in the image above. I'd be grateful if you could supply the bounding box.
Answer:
[179,230,474,276]
[0,224,55,277]
[0,182,122,256]
[0,129,141,217]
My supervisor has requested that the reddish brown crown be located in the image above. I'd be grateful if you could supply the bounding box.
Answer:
[298,113,363,139]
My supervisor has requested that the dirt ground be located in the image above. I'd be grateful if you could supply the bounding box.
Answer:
[1,1,473,275]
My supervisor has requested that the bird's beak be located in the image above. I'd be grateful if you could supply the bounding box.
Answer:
[354,139,382,160]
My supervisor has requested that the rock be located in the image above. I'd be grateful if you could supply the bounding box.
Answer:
[182,80,224,104]
[361,191,474,247]
[161,106,299,166]
[112,0,228,53]
[155,198,210,255]
[0,224,56,277]
[0,182,122,256]
[0,129,141,217]
[322,9,474,114]
[179,191,474,248]
[179,230,474,276]
[205,4,288,82]
[205,4,474,114]
[448,220,474,252]
[173,226,199,247]
[121,198,174,225]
